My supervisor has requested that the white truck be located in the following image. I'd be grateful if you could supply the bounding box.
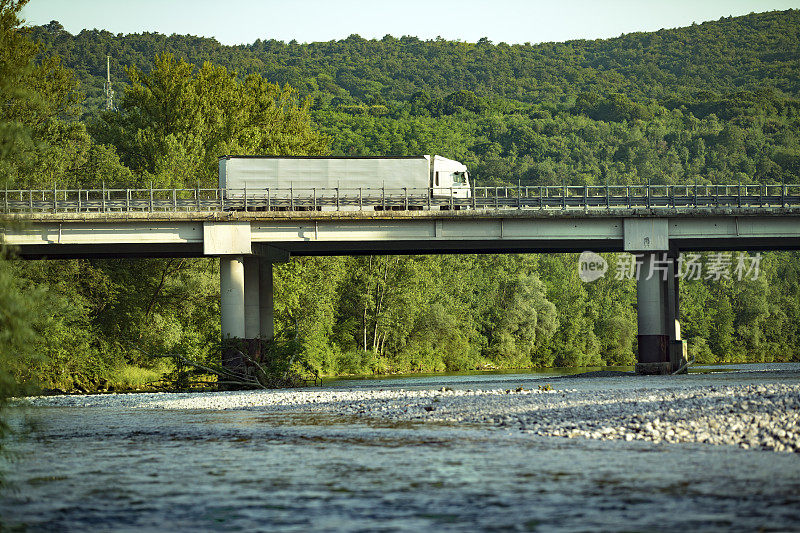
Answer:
[218,155,471,209]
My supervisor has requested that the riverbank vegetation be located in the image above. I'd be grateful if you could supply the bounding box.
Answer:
[2,2,800,393]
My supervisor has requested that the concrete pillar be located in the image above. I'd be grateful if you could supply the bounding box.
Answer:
[220,255,246,339]
[259,259,274,340]
[635,253,687,374]
[666,256,688,372]
[667,257,680,342]
[636,253,670,373]
[244,256,260,339]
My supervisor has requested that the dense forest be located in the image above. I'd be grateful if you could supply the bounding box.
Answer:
[2,2,800,396]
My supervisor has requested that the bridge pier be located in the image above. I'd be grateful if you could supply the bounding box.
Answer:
[623,219,687,374]
[220,255,246,339]
[635,252,686,374]
[220,253,279,373]
[227,256,275,341]
[220,255,246,370]
[259,258,274,340]
[244,256,261,339]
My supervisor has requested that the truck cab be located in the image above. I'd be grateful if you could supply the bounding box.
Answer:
[429,155,471,199]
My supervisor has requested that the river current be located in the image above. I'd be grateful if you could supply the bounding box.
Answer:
[1,365,799,532]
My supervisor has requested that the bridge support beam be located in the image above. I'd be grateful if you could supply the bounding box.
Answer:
[220,255,246,371]
[244,256,261,339]
[252,245,289,341]
[220,254,279,374]
[259,259,274,340]
[220,255,246,339]
[635,253,686,374]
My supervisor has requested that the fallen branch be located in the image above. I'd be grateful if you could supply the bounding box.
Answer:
[124,343,267,389]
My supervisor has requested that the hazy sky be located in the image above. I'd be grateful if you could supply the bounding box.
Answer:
[20,0,800,45]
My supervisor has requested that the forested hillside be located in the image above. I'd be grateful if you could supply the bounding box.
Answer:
[29,11,800,107]
[28,10,800,189]
[3,5,800,393]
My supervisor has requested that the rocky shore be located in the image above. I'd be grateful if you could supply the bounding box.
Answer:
[332,383,800,453]
[20,370,800,453]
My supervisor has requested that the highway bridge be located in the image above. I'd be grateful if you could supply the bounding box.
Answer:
[3,183,800,374]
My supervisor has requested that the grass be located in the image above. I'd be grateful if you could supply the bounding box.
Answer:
[107,362,172,390]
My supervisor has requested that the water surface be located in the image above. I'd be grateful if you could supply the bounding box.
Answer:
[2,366,799,532]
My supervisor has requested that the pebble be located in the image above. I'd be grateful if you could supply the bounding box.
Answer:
[16,376,800,453]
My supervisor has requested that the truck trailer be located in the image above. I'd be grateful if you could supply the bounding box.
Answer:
[218,155,471,209]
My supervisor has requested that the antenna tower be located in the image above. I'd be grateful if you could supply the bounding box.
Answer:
[104,55,114,110]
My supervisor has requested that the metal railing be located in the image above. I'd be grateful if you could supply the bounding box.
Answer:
[2,184,800,214]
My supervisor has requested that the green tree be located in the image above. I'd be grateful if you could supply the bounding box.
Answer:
[91,53,329,187]
[0,0,130,189]
[0,248,43,446]
[0,0,35,160]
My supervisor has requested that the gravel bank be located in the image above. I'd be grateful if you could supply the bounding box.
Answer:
[19,372,800,453]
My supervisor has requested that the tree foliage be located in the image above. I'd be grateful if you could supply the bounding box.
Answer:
[1,9,799,395]
[91,53,328,186]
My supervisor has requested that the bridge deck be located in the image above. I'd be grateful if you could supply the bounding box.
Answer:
[3,184,800,215]
[3,210,800,259]
[3,184,800,259]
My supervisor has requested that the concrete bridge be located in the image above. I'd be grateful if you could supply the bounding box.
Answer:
[3,183,800,374]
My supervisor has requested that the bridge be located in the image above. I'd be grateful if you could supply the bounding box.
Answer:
[3,183,800,374]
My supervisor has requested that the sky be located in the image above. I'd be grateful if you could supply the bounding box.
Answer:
[20,0,800,46]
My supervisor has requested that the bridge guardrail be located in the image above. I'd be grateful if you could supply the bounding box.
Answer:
[2,184,800,214]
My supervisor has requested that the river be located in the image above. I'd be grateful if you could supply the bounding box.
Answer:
[1,364,799,532]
